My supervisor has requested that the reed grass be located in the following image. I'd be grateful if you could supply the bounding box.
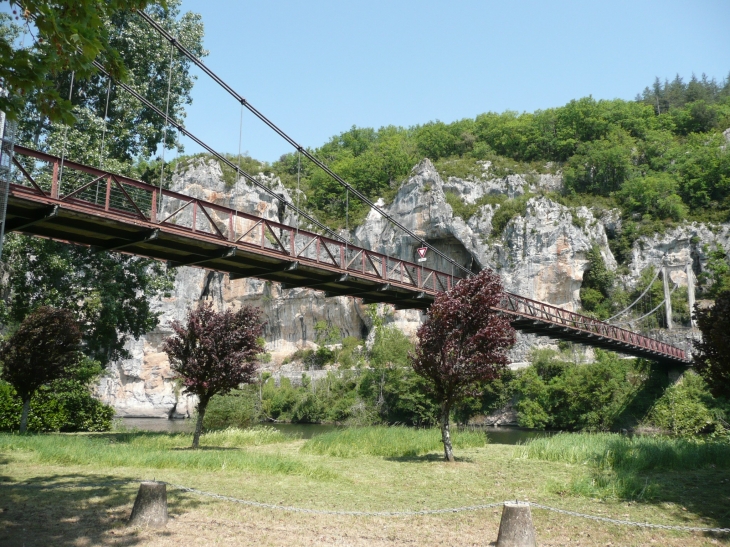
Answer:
[0,427,333,478]
[514,432,730,472]
[300,425,487,458]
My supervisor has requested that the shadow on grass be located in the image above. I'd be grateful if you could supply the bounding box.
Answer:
[385,453,475,463]
[170,446,241,451]
[0,473,204,547]
[582,443,730,530]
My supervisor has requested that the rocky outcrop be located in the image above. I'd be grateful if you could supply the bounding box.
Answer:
[96,156,728,417]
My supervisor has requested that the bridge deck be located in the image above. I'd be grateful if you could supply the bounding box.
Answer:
[4,146,690,366]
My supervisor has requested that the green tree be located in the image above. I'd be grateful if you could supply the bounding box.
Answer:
[0,0,152,123]
[579,246,615,318]
[0,234,174,362]
[19,0,206,165]
[0,306,81,432]
[563,128,636,195]
[693,290,730,399]
[617,173,687,221]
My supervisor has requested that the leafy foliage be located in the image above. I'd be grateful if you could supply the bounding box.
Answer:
[0,306,81,431]
[1,234,174,362]
[267,72,730,235]
[693,291,730,399]
[163,301,264,447]
[0,369,114,432]
[0,0,151,123]
[579,246,616,318]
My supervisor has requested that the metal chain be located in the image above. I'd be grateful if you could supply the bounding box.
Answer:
[5,479,729,532]
[529,502,730,533]
[167,483,503,516]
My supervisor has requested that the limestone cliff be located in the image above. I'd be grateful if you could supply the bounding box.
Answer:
[96,156,727,417]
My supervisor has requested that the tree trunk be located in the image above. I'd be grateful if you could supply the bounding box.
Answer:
[440,404,454,462]
[192,397,208,449]
[19,398,30,434]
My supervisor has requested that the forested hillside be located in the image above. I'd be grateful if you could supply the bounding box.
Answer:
[263,73,730,235]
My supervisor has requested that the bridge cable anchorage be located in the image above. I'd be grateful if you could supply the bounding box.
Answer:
[57,70,75,195]
[89,61,349,247]
[94,77,112,205]
[135,10,471,280]
[157,35,176,217]
[606,266,662,322]
[615,284,679,327]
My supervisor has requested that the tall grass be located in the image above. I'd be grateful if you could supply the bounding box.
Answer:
[0,427,333,479]
[515,432,730,473]
[301,426,487,458]
[515,432,730,500]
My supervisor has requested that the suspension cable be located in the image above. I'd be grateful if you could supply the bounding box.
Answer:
[90,60,347,244]
[135,10,471,278]
[607,266,662,322]
[158,38,175,215]
[615,284,678,326]
[58,70,75,193]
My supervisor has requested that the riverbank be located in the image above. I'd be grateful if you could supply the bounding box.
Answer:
[1,427,729,546]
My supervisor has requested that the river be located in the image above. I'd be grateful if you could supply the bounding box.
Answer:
[117,418,550,445]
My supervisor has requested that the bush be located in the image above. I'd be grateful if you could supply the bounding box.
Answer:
[646,371,726,436]
[203,385,261,430]
[0,380,113,432]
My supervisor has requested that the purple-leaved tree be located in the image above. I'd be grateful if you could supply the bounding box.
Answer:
[411,269,515,461]
[0,306,81,432]
[162,301,265,448]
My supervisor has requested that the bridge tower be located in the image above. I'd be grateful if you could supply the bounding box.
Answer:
[687,261,696,328]
[662,263,673,329]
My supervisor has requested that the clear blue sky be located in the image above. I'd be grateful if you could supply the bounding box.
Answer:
[175,0,729,163]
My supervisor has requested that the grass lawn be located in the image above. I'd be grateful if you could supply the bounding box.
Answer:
[1,427,729,546]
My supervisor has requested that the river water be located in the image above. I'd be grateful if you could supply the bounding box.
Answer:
[117,418,550,445]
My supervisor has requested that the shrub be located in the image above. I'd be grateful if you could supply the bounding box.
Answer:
[0,380,113,432]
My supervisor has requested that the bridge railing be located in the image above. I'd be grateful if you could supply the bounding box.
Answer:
[499,293,687,361]
[9,145,462,295]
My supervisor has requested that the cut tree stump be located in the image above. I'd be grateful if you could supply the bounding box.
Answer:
[128,481,168,528]
[496,501,536,547]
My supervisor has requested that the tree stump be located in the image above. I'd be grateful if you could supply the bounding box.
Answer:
[496,502,536,547]
[128,481,168,527]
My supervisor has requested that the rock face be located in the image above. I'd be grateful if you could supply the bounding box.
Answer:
[96,156,728,417]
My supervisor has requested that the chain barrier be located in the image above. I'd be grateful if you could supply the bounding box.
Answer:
[529,502,730,533]
[167,483,503,516]
[4,479,730,532]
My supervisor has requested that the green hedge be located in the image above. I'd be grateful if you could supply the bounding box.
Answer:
[0,380,114,432]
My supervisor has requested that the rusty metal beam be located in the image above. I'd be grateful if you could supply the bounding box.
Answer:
[5,205,58,232]
[94,229,160,253]
[168,247,237,268]
[228,261,299,281]
[281,274,349,290]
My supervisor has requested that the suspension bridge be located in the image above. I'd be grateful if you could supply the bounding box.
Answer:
[0,12,691,367]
